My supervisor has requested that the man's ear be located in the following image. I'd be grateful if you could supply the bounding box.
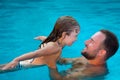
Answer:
[98,49,106,56]
[61,32,67,39]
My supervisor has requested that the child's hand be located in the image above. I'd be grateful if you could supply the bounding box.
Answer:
[2,60,19,70]
[34,36,47,41]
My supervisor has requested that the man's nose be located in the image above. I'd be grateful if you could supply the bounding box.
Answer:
[85,39,90,45]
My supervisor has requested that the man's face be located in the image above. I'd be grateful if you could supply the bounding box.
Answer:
[81,31,106,60]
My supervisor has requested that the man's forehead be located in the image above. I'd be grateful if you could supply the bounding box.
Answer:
[91,31,106,42]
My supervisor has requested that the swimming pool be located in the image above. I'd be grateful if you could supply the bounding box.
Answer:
[0,0,120,80]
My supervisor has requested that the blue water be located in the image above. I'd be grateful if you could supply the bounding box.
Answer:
[0,0,120,80]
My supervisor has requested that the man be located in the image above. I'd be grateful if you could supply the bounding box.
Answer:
[48,29,119,80]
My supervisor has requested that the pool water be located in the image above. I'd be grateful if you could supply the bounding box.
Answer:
[0,0,120,80]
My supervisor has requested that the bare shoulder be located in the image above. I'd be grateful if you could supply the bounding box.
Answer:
[47,42,58,46]
[41,42,61,53]
[45,42,61,49]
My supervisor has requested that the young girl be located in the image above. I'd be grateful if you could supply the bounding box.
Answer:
[0,16,80,73]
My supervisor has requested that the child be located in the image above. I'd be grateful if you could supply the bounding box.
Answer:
[0,16,80,74]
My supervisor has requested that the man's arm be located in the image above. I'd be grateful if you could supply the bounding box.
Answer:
[49,64,81,80]
[57,57,84,65]
[49,67,67,80]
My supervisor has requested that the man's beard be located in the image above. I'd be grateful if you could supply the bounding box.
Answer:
[81,51,96,60]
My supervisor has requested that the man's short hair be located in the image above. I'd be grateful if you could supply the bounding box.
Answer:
[100,29,119,60]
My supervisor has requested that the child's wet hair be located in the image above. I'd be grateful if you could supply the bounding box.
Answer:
[39,16,80,47]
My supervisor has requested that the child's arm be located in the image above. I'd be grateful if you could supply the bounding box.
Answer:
[2,42,60,70]
[34,36,47,41]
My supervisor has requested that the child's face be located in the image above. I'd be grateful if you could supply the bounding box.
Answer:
[63,28,80,46]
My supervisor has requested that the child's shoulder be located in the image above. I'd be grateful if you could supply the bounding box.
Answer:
[47,42,57,46]
[44,42,61,52]
[43,42,60,48]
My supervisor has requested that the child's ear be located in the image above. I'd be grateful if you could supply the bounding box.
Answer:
[62,32,67,39]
